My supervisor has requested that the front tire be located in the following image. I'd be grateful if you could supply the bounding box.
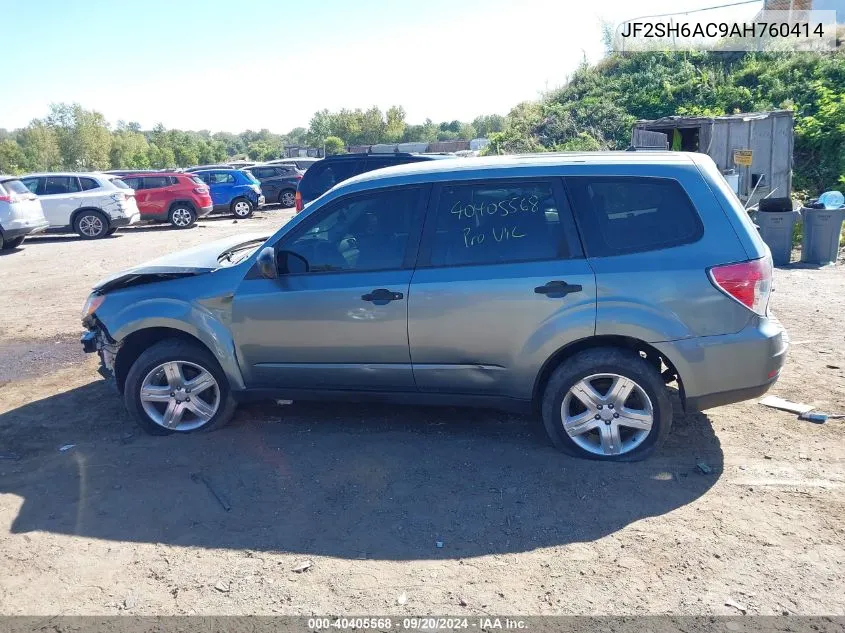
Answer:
[541,347,672,461]
[169,205,196,228]
[123,339,237,435]
[279,189,296,208]
[231,198,254,218]
[1,235,25,249]
[74,210,109,239]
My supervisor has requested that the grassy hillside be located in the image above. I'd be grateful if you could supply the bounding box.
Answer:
[487,50,844,194]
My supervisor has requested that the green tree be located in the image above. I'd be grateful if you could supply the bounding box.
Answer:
[384,106,406,143]
[46,103,112,170]
[324,136,346,155]
[0,139,26,174]
[17,122,62,171]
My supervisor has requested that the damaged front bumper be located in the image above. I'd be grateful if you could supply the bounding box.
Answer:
[81,321,121,385]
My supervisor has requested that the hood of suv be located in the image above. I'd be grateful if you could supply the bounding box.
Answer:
[92,232,271,294]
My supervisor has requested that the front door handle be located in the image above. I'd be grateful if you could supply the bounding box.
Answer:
[361,288,404,302]
[535,280,583,296]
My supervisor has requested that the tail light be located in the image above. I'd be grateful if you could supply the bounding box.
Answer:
[708,256,772,315]
[193,187,209,195]
[295,174,303,180]
[295,190,303,212]
[0,194,11,203]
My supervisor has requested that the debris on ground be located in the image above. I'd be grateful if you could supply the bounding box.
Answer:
[724,599,747,615]
[58,444,75,452]
[436,541,444,548]
[190,472,231,512]
[292,560,313,573]
[799,411,845,424]
[759,396,814,414]
[696,461,713,474]
[0,452,20,461]
[214,581,230,593]
[396,592,407,605]
[459,597,468,607]
[122,595,137,610]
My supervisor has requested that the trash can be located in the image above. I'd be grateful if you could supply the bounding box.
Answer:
[754,210,800,266]
[800,206,845,265]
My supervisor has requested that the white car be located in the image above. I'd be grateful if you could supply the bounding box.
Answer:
[0,175,49,250]
[20,172,141,239]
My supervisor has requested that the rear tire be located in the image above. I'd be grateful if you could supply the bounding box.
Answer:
[541,347,672,461]
[1,236,25,249]
[169,205,196,229]
[123,339,237,436]
[279,189,296,208]
[231,198,254,218]
[74,210,109,239]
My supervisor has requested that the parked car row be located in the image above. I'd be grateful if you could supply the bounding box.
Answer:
[2,153,453,249]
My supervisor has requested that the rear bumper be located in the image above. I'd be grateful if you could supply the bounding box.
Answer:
[198,204,214,217]
[109,213,141,227]
[2,220,49,239]
[655,314,788,412]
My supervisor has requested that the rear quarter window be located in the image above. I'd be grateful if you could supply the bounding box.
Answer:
[109,177,130,190]
[565,176,703,257]
[299,160,361,199]
[1,179,32,195]
[79,177,100,190]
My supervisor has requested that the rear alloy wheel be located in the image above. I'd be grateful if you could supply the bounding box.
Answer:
[124,339,236,435]
[231,198,254,219]
[279,189,296,208]
[74,210,109,239]
[169,205,196,229]
[541,348,672,461]
[1,236,25,250]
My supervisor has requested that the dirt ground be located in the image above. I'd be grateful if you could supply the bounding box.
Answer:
[0,213,843,616]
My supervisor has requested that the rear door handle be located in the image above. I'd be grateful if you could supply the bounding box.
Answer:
[361,288,404,302]
[535,280,583,296]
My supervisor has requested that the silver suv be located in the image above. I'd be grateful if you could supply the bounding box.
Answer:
[81,153,788,461]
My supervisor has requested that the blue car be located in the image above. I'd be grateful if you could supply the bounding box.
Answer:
[193,169,264,219]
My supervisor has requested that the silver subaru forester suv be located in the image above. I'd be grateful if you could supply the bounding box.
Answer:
[81,153,787,461]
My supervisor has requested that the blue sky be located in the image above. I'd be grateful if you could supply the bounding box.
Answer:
[0,0,764,133]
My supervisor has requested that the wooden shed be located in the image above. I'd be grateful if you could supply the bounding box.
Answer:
[632,110,794,203]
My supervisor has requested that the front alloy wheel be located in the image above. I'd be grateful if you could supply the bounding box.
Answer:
[280,190,296,208]
[140,361,221,431]
[124,339,237,435]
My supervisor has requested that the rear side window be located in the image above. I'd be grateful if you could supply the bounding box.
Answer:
[208,172,235,184]
[299,160,360,199]
[565,176,703,257]
[20,177,40,194]
[79,177,100,190]
[428,181,569,267]
[143,176,171,189]
[44,176,81,195]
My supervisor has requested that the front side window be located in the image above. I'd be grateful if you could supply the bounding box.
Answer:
[280,187,422,274]
[428,181,568,267]
[43,176,81,195]
[565,176,703,257]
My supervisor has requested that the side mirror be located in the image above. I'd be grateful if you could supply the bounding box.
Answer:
[277,250,310,275]
[256,246,278,279]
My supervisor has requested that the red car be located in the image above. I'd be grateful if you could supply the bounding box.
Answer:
[118,172,213,229]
